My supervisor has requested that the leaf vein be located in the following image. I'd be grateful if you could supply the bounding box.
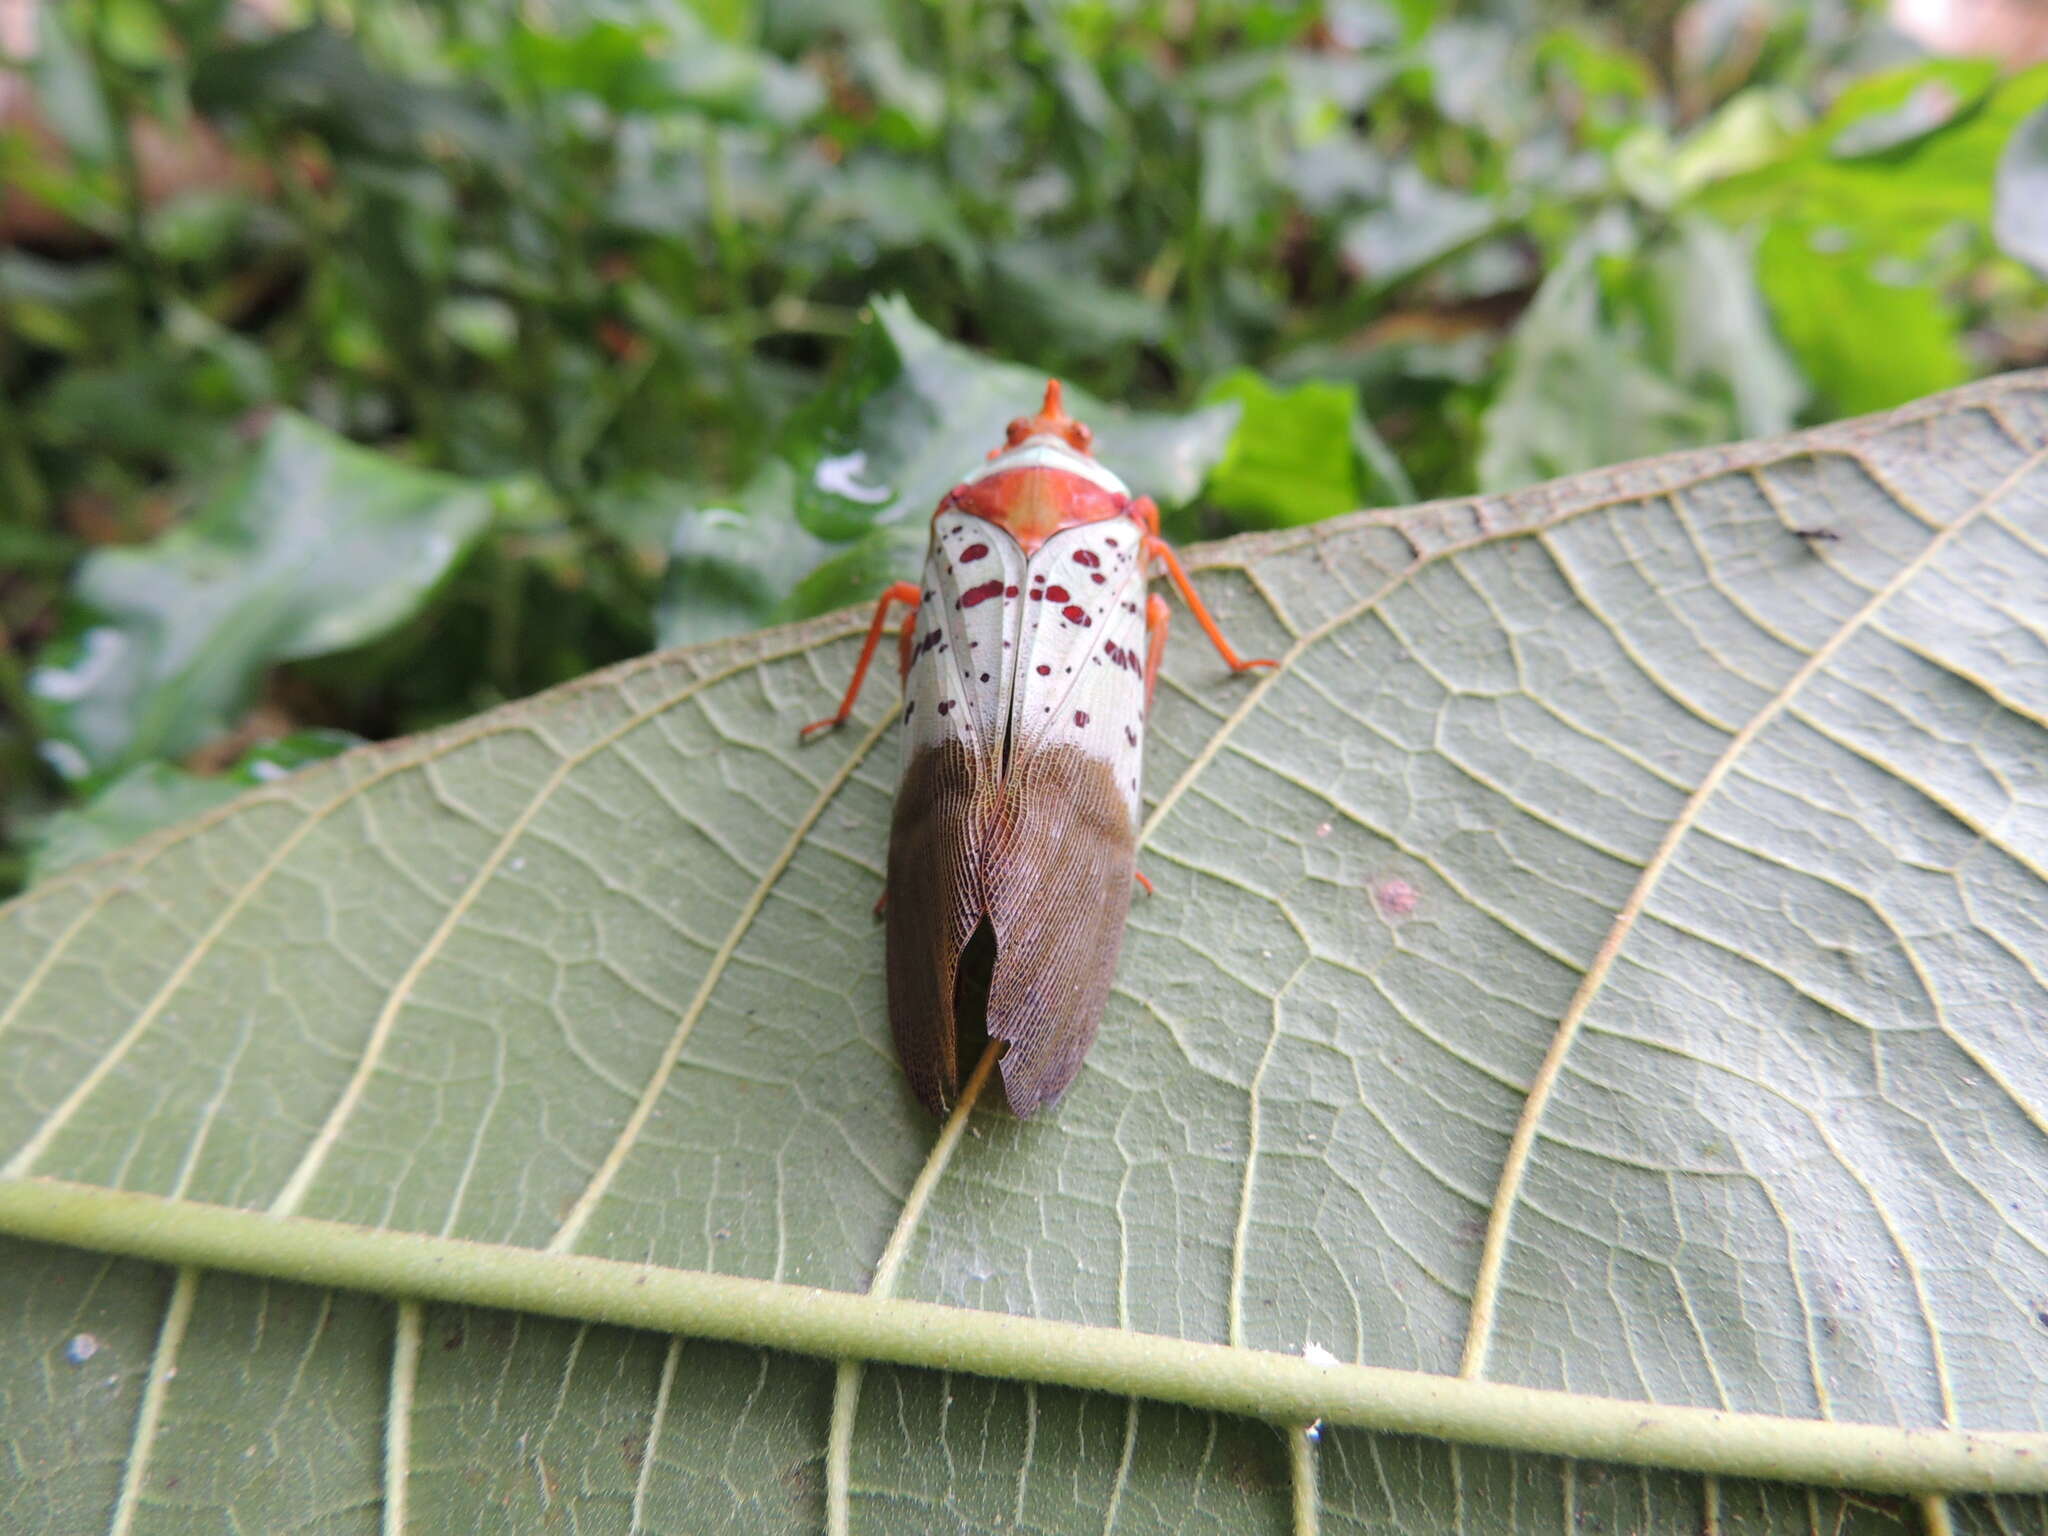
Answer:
[1459,445,2048,1381]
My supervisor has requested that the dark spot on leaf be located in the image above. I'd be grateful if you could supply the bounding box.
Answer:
[781,1454,824,1512]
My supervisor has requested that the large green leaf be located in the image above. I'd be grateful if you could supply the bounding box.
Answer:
[25,730,362,884]
[4,375,2048,1533]
[656,298,1244,643]
[1697,61,2048,247]
[1757,222,1969,420]
[792,296,1241,544]
[1478,216,1801,492]
[27,412,492,788]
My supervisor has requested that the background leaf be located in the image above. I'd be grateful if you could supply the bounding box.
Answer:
[25,728,360,881]
[1758,222,1970,418]
[26,413,491,787]
[1200,369,1368,527]
[643,298,1247,642]
[792,297,1242,544]
[1995,102,2048,280]
[1699,62,2048,245]
[3,376,2047,1531]
[1477,215,1802,492]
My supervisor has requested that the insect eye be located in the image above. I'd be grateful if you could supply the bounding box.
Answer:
[1006,418,1032,446]
[1066,422,1093,451]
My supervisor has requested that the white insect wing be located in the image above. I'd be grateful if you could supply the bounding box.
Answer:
[1010,516,1149,816]
[902,511,1026,766]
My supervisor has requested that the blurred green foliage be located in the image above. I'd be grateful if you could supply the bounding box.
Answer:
[3,0,2047,893]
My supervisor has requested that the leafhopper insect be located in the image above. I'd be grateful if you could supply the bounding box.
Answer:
[802,382,1275,1116]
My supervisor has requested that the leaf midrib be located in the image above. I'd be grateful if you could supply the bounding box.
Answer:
[2,1175,2043,1497]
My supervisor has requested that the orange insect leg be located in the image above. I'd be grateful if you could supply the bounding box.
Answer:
[799,581,923,740]
[1145,535,1277,673]
[1132,870,1155,897]
[1143,592,1171,712]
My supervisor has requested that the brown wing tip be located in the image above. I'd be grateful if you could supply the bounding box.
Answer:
[992,377,1095,459]
[996,1059,1052,1118]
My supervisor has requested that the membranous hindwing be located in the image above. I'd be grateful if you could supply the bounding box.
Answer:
[903,511,1028,772]
[1009,514,1149,815]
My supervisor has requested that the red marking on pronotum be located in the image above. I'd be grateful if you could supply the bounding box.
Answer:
[798,379,1280,1117]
